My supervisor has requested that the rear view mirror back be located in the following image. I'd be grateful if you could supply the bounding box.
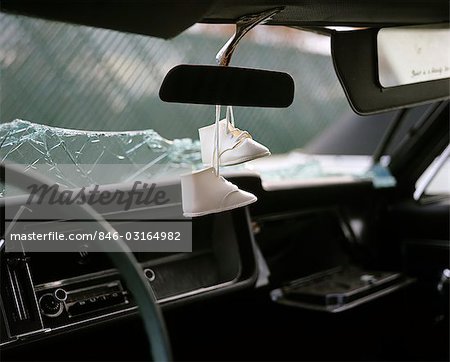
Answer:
[159,64,294,108]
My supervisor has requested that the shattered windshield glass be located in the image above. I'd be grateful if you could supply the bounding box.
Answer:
[0,120,396,196]
[0,120,200,195]
[0,119,368,196]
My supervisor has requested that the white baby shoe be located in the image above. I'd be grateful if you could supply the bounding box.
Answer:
[181,167,257,217]
[199,119,270,166]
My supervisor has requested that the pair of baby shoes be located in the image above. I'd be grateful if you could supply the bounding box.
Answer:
[181,110,270,217]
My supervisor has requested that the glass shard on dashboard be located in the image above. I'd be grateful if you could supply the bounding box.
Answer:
[0,120,201,194]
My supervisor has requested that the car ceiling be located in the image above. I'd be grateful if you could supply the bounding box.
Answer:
[1,0,448,39]
[204,0,449,27]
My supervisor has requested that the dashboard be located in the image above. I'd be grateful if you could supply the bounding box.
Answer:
[1,173,417,353]
[0,203,257,348]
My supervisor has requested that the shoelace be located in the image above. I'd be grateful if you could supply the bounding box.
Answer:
[225,105,252,142]
[213,105,221,175]
[227,125,251,141]
[213,105,252,173]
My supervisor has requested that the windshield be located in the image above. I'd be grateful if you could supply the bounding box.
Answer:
[0,14,418,189]
[0,15,349,151]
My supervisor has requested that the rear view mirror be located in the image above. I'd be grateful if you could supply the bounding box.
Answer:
[331,24,450,115]
[159,64,294,108]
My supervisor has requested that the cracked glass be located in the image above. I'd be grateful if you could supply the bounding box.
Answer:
[0,119,201,196]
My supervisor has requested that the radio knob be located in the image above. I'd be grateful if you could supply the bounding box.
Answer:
[54,288,67,302]
[144,268,156,282]
[39,293,63,317]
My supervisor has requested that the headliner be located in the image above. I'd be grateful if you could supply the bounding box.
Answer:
[1,0,448,39]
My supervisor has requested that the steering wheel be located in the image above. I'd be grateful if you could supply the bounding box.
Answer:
[0,162,172,361]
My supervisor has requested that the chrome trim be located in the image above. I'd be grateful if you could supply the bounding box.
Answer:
[0,339,18,347]
[50,306,138,333]
[3,255,48,337]
[144,269,156,282]
[13,269,28,320]
[25,260,45,329]
[38,293,64,318]
[414,143,450,201]
[54,288,67,302]
[216,8,282,66]
[14,328,51,339]
[34,269,118,291]
[65,280,123,299]
[0,293,14,339]
[6,265,26,320]
[158,280,235,303]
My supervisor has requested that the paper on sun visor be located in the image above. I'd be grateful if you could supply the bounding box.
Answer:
[377,24,450,88]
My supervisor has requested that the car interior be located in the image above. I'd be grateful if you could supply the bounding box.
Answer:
[0,1,449,361]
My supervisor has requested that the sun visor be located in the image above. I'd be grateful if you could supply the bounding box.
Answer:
[331,26,450,115]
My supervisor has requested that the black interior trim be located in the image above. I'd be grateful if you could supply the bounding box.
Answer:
[0,0,214,39]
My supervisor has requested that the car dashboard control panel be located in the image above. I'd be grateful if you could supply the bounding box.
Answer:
[0,209,257,348]
[36,274,130,326]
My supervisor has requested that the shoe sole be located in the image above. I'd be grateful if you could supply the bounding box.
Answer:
[183,195,257,218]
[203,151,271,167]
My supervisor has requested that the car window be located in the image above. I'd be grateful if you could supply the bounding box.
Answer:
[0,14,430,188]
[1,14,350,154]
